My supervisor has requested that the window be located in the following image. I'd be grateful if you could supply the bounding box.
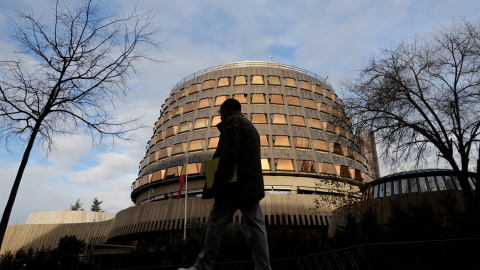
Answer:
[208,137,219,149]
[290,116,305,126]
[234,94,248,104]
[178,122,192,134]
[165,126,178,138]
[189,139,206,151]
[203,79,215,90]
[251,75,264,85]
[312,139,328,151]
[293,137,310,148]
[151,170,164,182]
[218,77,231,87]
[171,143,187,156]
[272,135,290,147]
[194,118,209,129]
[184,102,197,113]
[267,75,281,85]
[418,177,428,192]
[251,93,266,104]
[427,176,438,191]
[331,143,343,155]
[211,116,221,126]
[409,178,418,192]
[303,99,316,109]
[318,103,329,113]
[468,177,476,190]
[177,88,188,100]
[320,163,336,175]
[452,176,462,190]
[324,122,336,133]
[311,84,323,95]
[275,159,294,171]
[297,160,315,172]
[340,165,350,178]
[286,96,301,106]
[270,114,287,125]
[338,127,348,138]
[385,182,392,196]
[215,95,229,106]
[172,106,183,118]
[187,163,202,175]
[157,147,171,160]
[399,179,408,194]
[251,113,267,124]
[307,118,322,129]
[269,94,284,104]
[190,83,201,94]
[436,176,447,190]
[284,77,296,87]
[234,75,247,85]
[165,166,182,179]
[393,180,400,195]
[346,148,356,159]
[260,135,269,146]
[261,159,271,170]
[373,185,379,198]
[298,80,311,90]
[198,98,213,109]
[354,169,362,181]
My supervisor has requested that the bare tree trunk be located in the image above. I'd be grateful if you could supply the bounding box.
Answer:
[0,121,41,249]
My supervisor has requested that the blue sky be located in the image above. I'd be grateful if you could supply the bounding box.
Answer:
[0,0,479,225]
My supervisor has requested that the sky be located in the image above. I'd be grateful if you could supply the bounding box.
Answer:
[0,0,479,225]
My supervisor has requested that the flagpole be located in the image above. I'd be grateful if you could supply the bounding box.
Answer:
[184,153,188,240]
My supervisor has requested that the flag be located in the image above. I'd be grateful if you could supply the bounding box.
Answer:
[177,163,187,200]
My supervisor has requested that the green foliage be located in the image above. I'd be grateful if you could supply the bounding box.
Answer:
[55,235,86,268]
[69,199,84,211]
[90,197,103,212]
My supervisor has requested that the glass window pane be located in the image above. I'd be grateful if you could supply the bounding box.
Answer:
[468,177,476,190]
[401,179,409,194]
[194,118,209,129]
[270,114,287,125]
[260,135,269,146]
[171,143,187,155]
[234,75,247,85]
[321,163,336,175]
[286,96,301,106]
[251,75,264,85]
[436,176,447,190]
[452,176,462,190]
[269,94,284,104]
[307,118,322,129]
[218,77,231,87]
[393,180,400,195]
[234,94,248,104]
[297,160,315,172]
[313,140,328,151]
[444,176,455,190]
[184,102,197,113]
[211,116,221,126]
[165,166,181,179]
[318,103,329,113]
[409,178,418,193]
[215,95,229,106]
[203,80,215,90]
[299,81,311,90]
[373,185,379,199]
[187,163,202,175]
[303,99,316,109]
[261,159,271,170]
[208,137,219,149]
[418,177,428,192]
[189,139,205,151]
[275,159,294,171]
[311,84,323,95]
[290,116,305,126]
[340,166,350,178]
[190,83,201,94]
[378,183,385,197]
[385,182,392,196]
[178,122,192,133]
[427,176,438,191]
[331,143,343,155]
[267,76,281,85]
[198,98,212,109]
[293,137,310,148]
[273,135,290,147]
[284,77,296,87]
[251,113,267,124]
[251,93,266,104]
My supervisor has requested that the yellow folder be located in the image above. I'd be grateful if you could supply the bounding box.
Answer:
[205,158,237,188]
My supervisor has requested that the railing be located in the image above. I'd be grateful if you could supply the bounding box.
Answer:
[170,60,334,91]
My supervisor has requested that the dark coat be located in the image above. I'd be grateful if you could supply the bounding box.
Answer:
[203,111,265,200]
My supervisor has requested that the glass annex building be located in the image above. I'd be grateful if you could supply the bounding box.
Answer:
[129,61,377,233]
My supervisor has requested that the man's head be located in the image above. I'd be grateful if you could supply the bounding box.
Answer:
[219,98,241,121]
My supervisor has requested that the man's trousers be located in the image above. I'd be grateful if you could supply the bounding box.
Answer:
[193,198,271,270]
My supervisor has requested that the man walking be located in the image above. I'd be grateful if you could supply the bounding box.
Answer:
[179,98,271,270]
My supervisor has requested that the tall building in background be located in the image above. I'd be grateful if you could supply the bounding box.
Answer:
[1,61,378,254]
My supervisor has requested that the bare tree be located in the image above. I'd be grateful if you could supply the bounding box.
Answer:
[344,19,480,217]
[0,0,162,247]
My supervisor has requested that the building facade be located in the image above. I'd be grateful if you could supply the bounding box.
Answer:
[1,61,378,254]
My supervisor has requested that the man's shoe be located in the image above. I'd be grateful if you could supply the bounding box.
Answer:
[178,267,196,270]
